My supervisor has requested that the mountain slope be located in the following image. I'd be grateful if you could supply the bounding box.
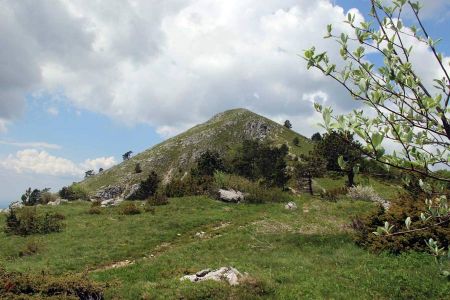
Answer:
[80,108,313,193]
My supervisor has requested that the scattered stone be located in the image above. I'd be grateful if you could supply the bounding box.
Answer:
[284,202,297,210]
[47,199,61,206]
[95,185,123,201]
[125,183,140,200]
[100,197,124,207]
[181,267,243,286]
[195,231,206,238]
[218,189,244,203]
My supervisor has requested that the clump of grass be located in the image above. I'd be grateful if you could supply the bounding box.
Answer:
[18,240,43,258]
[119,202,141,215]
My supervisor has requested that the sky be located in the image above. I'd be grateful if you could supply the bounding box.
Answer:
[0,0,449,207]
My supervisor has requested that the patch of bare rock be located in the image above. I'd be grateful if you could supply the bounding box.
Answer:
[181,267,244,286]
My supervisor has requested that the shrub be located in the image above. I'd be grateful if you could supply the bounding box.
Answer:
[351,193,450,254]
[39,191,57,204]
[347,185,383,202]
[119,202,141,215]
[129,171,160,200]
[165,175,214,198]
[0,268,104,299]
[143,202,156,214]
[4,207,64,236]
[88,206,102,215]
[59,184,89,201]
[245,185,291,204]
[320,187,348,201]
[18,240,42,258]
[147,191,168,206]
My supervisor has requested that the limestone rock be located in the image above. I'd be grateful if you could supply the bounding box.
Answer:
[284,202,297,210]
[125,184,140,200]
[218,189,244,203]
[95,186,123,200]
[100,197,124,208]
[181,267,243,286]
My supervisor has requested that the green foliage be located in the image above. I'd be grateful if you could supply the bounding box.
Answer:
[311,132,322,142]
[293,136,300,146]
[134,163,142,174]
[304,1,450,183]
[4,207,64,236]
[147,191,169,206]
[39,191,57,204]
[316,131,362,186]
[165,175,214,198]
[320,186,348,202]
[0,268,104,299]
[119,202,141,215]
[88,206,102,215]
[192,150,225,177]
[213,171,292,204]
[21,188,41,206]
[130,171,160,200]
[231,140,290,188]
[351,193,450,254]
[59,184,89,201]
[283,119,292,129]
[18,240,42,258]
[295,152,327,195]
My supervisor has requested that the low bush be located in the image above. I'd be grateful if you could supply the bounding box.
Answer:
[147,191,169,206]
[119,202,141,215]
[320,186,348,201]
[4,207,64,236]
[18,240,42,258]
[0,268,104,299]
[39,191,58,204]
[165,175,214,198]
[59,184,89,201]
[88,206,102,215]
[351,192,450,254]
[143,202,156,214]
[347,185,383,202]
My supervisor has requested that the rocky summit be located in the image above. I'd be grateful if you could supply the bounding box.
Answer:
[80,108,312,196]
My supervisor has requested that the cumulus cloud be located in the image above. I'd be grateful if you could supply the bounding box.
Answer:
[80,156,117,171]
[0,0,364,135]
[0,0,447,136]
[46,107,59,116]
[0,140,62,150]
[1,149,116,177]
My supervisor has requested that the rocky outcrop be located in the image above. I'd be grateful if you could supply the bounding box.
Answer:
[244,120,272,140]
[181,267,243,286]
[218,189,244,203]
[125,184,140,200]
[95,186,123,200]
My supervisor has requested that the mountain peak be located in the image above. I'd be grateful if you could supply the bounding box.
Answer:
[80,108,312,193]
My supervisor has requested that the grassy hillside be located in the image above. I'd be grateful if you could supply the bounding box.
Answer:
[1,192,449,299]
[80,108,313,194]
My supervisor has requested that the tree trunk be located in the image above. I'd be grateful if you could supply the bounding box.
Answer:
[347,169,355,187]
[308,175,313,195]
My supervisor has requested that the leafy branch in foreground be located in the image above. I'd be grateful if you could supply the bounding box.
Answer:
[303,0,450,275]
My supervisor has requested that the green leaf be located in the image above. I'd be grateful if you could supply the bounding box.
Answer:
[338,156,347,170]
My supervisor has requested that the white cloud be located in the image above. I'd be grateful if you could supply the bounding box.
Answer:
[0,140,62,150]
[0,0,366,136]
[1,149,117,177]
[2,149,82,176]
[0,0,447,136]
[0,119,9,133]
[46,107,59,116]
[81,156,116,171]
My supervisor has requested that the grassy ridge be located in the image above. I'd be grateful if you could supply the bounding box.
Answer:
[1,195,449,299]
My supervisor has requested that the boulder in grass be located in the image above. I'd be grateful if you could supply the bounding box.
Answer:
[181,267,243,286]
[218,189,244,203]
[284,202,297,210]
